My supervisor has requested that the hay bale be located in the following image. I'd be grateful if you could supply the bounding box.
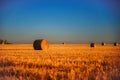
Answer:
[33,39,49,50]
[101,42,105,46]
[90,43,95,47]
[62,42,65,44]
[114,42,118,46]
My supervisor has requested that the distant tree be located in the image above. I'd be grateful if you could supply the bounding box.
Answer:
[2,40,5,45]
[0,39,3,44]
[0,39,12,44]
[4,40,7,44]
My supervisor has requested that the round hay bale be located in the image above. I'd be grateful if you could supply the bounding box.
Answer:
[33,39,49,50]
[114,42,118,46]
[101,42,105,46]
[90,43,95,47]
[62,42,65,44]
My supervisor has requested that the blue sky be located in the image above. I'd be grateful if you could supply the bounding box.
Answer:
[0,0,120,43]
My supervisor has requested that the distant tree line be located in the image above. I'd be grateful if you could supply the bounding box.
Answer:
[0,39,12,44]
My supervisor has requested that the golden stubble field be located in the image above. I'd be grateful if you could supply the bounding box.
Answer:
[0,44,120,80]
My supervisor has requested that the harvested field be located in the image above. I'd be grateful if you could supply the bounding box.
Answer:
[0,44,120,80]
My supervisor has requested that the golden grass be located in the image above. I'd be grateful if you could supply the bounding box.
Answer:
[0,44,120,80]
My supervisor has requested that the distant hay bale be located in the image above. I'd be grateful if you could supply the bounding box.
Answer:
[33,39,49,50]
[101,42,105,46]
[90,43,95,47]
[62,42,65,44]
[114,42,118,46]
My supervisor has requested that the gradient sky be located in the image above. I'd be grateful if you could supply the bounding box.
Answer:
[0,0,120,43]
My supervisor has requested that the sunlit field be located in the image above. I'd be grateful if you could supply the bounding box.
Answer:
[0,44,120,80]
